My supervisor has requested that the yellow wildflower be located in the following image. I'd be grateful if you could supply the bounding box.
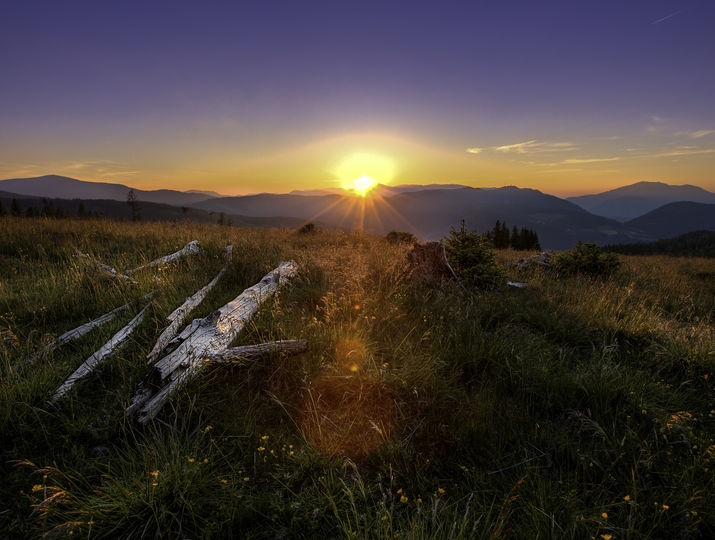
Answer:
[601,512,608,519]
[188,458,195,463]
[243,477,250,481]
[400,495,408,503]
[662,504,670,510]
[203,458,209,464]
[258,446,265,452]
[624,495,631,501]
[261,435,269,440]
[438,487,445,494]
[601,535,613,540]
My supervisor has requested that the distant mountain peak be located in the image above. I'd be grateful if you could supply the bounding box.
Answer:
[567,181,715,221]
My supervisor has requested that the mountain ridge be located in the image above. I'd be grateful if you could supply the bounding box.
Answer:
[567,181,715,221]
[0,175,217,206]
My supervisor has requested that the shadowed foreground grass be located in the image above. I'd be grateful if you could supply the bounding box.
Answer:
[0,217,713,538]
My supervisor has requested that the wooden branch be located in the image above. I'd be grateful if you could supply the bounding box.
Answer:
[441,242,459,281]
[127,261,298,423]
[507,281,528,289]
[126,240,203,275]
[12,293,154,373]
[52,304,150,401]
[146,245,232,362]
[75,249,137,284]
[207,340,308,364]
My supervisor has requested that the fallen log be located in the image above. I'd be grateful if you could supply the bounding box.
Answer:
[126,240,203,275]
[208,340,308,364]
[146,245,232,362]
[75,250,138,284]
[12,293,154,373]
[52,303,150,401]
[507,281,528,289]
[508,252,552,268]
[127,261,298,423]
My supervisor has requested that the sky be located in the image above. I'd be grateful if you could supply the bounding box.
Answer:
[1,0,714,196]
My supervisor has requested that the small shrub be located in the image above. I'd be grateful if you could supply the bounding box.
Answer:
[385,230,417,244]
[297,222,317,234]
[444,220,505,289]
[552,241,621,276]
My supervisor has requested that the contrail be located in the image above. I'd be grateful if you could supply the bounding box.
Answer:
[651,10,681,25]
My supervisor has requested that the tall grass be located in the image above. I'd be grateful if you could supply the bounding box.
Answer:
[0,217,712,538]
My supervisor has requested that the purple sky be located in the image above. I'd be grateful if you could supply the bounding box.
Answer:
[1,0,714,195]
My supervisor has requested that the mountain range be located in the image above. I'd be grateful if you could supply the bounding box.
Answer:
[0,175,214,206]
[566,181,715,221]
[1,175,713,250]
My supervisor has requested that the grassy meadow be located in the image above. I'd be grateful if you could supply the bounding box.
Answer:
[0,216,713,539]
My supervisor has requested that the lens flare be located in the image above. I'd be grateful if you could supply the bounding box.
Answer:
[299,373,393,458]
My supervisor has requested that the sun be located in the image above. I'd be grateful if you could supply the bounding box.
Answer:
[332,151,396,195]
[352,175,377,196]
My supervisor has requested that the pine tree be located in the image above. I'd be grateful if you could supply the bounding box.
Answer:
[127,190,141,221]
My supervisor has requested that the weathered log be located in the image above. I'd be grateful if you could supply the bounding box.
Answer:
[146,245,232,362]
[208,340,308,364]
[507,281,528,289]
[508,252,552,268]
[127,261,298,423]
[51,304,150,401]
[75,249,138,284]
[126,240,203,275]
[12,293,154,373]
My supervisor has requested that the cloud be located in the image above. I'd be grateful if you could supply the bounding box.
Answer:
[651,148,715,157]
[465,147,483,154]
[493,140,576,154]
[526,156,621,167]
[562,157,621,164]
[674,130,715,139]
[651,10,681,25]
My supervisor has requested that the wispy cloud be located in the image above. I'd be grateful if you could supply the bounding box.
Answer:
[651,148,715,157]
[651,10,681,25]
[465,147,483,154]
[526,156,621,167]
[493,140,576,154]
[562,157,621,164]
[646,114,665,133]
[674,129,715,139]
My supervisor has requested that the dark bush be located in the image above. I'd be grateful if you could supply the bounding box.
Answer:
[297,222,317,234]
[552,241,620,277]
[386,230,417,244]
[444,220,505,289]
